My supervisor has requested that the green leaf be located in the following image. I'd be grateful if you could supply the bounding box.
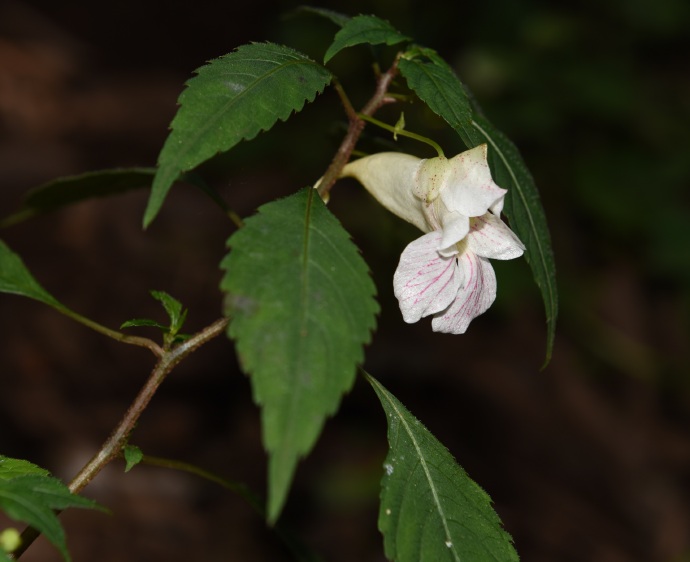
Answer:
[120,318,168,330]
[220,187,378,522]
[398,48,476,150]
[150,290,186,334]
[470,115,558,366]
[0,240,62,309]
[365,374,519,562]
[0,457,104,562]
[144,43,332,227]
[0,168,155,228]
[324,15,411,63]
[0,457,50,480]
[399,48,558,364]
[123,445,143,473]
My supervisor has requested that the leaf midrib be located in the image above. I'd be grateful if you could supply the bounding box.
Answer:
[372,377,461,562]
[162,55,323,177]
[470,119,556,322]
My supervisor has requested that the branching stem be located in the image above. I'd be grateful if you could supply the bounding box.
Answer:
[10,317,229,560]
[316,53,402,200]
[53,304,164,357]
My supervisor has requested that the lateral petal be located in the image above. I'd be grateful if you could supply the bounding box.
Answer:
[467,213,525,260]
[431,251,496,334]
[393,232,462,324]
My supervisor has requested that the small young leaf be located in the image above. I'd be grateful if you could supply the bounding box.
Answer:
[220,187,378,522]
[123,445,144,473]
[0,240,62,309]
[365,374,519,562]
[0,168,155,228]
[150,290,186,334]
[400,48,558,364]
[120,318,168,330]
[324,14,411,63]
[0,456,104,562]
[144,43,332,227]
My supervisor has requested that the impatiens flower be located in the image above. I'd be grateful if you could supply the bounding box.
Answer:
[340,144,525,334]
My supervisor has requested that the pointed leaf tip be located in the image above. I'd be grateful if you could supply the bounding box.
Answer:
[365,374,519,562]
[144,43,332,226]
[221,188,378,521]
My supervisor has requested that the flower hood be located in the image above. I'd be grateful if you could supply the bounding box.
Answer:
[340,144,507,254]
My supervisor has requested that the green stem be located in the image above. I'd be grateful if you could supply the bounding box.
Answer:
[358,114,445,157]
[139,455,321,561]
[52,304,164,357]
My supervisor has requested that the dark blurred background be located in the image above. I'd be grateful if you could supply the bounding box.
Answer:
[1,0,689,560]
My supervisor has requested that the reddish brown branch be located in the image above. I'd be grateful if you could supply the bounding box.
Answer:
[316,54,402,200]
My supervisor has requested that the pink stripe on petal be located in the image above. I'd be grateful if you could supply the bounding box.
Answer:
[467,213,525,260]
[431,251,497,334]
[394,232,461,323]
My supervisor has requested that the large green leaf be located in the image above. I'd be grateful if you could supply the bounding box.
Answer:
[144,43,332,227]
[220,187,378,522]
[0,456,103,562]
[398,48,475,147]
[0,239,61,308]
[399,48,558,364]
[469,114,558,366]
[324,14,411,63]
[366,374,519,562]
[0,168,155,228]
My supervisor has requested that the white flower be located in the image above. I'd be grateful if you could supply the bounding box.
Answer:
[341,144,525,333]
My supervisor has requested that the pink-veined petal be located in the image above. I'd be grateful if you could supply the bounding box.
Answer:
[431,251,496,334]
[440,145,507,218]
[467,213,526,260]
[394,232,462,324]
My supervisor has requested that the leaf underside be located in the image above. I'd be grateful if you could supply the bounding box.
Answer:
[324,14,411,63]
[144,42,332,227]
[366,374,519,562]
[1,168,155,228]
[399,49,558,364]
[220,187,378,522]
